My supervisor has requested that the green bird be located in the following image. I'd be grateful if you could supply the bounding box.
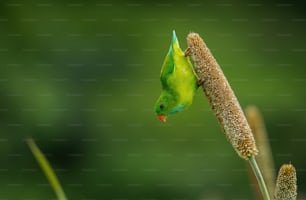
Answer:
[154,30,199,122]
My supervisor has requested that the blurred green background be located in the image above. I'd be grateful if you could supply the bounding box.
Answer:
[0,1,305,199]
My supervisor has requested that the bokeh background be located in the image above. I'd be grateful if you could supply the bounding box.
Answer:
[0,1,305,199]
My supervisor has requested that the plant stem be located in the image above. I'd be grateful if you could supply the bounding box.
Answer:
[186,32,269,199]
[245,106,275,198]
[186,32,258,159]
[249,155,270,200]
[27,139,68,200]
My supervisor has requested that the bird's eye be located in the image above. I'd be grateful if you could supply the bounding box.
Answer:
[160,104,165,110]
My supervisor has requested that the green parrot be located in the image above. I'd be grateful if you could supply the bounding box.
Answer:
[154,30,199,122]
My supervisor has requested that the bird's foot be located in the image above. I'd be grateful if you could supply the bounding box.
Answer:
[197,78,207,86]
[184,47,191,57]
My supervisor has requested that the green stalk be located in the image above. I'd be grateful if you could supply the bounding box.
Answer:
[27,139,68,200]
[249,155,270,200]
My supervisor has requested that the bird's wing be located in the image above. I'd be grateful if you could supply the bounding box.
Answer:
[160,31,182,87]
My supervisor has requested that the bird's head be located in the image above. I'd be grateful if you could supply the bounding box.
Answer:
[154,98,169,122]
[154,93,185,122]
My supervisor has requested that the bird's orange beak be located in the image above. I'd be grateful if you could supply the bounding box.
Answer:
[158,114,167,122]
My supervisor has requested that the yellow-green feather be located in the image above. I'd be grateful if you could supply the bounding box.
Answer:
[155,31,198,116]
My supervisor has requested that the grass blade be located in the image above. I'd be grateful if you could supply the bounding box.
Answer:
[27,138,68,200]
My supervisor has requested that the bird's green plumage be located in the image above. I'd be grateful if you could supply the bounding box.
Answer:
[154,31,199,120]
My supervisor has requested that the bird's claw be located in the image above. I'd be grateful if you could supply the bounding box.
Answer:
[184,47,191,57]
[197,78,206,86]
